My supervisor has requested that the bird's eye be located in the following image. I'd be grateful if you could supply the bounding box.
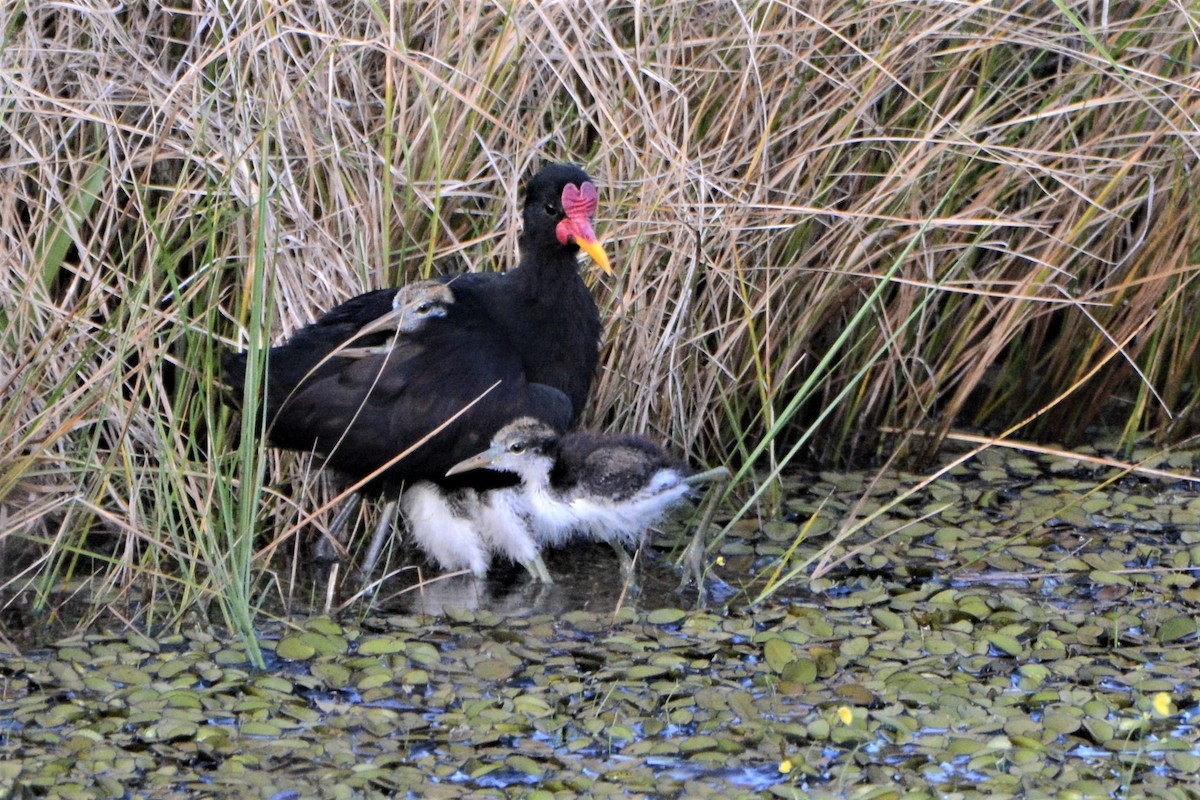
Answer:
[415,302,433,314]
[509,443,526,454]
[544,203,558,217]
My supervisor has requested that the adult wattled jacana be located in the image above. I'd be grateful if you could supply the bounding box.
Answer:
[446,417,729,586]
[222,164,611,581]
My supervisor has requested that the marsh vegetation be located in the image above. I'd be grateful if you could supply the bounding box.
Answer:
[2,2,1199,793]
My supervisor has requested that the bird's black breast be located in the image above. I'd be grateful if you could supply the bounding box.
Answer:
[450,268,600,423]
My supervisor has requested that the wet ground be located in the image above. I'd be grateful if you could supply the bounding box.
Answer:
[2,442,1199,798]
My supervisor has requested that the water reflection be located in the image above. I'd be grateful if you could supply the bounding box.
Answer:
[376,541,699,617]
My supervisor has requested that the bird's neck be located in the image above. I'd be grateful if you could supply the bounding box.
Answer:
[502,245,600,420]
[518,463,554,492]
[511,249,581,295]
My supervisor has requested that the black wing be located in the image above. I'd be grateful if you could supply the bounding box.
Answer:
[221,287,400,413]
[229,287,569,490]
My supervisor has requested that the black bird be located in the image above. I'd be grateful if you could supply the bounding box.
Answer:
[222,164,612,579]
[446,417,729,583]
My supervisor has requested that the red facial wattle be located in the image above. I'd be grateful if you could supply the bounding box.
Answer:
[555,181,612,274]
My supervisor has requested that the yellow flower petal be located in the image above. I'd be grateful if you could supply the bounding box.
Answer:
[778,758,793,774]
[1152,692,1173,717]
[837,705,854,725]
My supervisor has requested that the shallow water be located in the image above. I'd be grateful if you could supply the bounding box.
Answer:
[375,541,699,618]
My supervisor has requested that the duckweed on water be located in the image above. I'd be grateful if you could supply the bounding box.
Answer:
[2,443,1199,798]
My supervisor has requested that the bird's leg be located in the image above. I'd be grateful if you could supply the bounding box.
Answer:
[357,498,400,585]
[679,467,732,594]
[613,542,636,582]
[314,493,362,563]
[521,554,555,584]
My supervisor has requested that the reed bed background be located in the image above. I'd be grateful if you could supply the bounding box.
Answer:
[2,1,1198,630]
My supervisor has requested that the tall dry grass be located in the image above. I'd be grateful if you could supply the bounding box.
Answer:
[2,1,1198,627]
